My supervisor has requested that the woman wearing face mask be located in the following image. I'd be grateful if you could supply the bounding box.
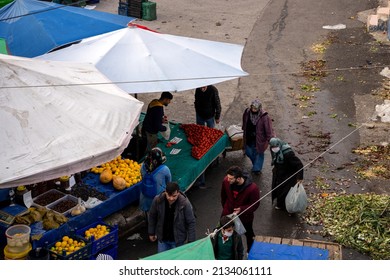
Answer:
[269,137,304,211]
[211,215,244,260]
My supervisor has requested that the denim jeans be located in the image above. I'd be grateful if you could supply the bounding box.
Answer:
[158,240,181,253]
[245,144,264,172]
[195,172,206,186]
[196,114,215,128]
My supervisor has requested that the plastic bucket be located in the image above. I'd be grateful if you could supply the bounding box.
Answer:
[5,224,31,253]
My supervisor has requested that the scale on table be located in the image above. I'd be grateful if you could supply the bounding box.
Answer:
[0,204,29,226]
[0,210,15,225]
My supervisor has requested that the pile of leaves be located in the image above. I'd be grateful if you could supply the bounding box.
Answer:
[300,59,327,80]
[180,124,224,159]
[352,145,390,179]
[304,193,390,259]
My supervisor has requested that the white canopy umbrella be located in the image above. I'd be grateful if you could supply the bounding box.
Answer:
[38,25,249,93]
[0,54,144,188]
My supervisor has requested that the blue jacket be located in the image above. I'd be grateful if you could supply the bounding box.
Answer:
[139,163,171,212]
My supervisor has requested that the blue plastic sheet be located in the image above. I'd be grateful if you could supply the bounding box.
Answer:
[248,241,329,260]
[0,0,134,57]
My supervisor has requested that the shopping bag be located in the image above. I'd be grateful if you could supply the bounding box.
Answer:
[227,213,246,235]
[160,122,171,141]
[285,182,308,213]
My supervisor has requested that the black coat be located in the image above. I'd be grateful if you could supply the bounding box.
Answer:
[271,150,303,209]
[194,85,221,120]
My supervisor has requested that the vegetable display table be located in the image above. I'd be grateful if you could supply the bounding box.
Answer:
[156,122,229,192]
[13,121,229,250]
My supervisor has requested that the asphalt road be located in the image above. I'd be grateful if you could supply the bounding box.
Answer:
[111,0,388,260]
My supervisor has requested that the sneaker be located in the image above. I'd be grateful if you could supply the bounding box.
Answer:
[274,206,281,210]
[198,184,210,189]
[251,170,262,176]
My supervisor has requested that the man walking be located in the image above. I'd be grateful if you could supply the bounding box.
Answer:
[148,182,196,253]
[142,91,173,151]
[221,166,260,253]
[194,85,221,128]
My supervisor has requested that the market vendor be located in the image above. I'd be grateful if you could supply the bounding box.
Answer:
[142,91,173,151]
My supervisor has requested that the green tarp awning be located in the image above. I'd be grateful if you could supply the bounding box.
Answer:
[0,38,9,54]
[143,237,215,260]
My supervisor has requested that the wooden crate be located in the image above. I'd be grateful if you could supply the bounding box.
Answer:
[254,235,342,260]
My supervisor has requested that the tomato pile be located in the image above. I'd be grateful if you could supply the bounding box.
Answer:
[180,124,224,159]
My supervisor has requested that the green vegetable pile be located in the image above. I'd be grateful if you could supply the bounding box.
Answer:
[304,193,390,259]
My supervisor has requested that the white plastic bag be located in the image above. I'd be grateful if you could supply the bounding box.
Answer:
[226,124,243,141]
[160,122,171,141]
[227,213,246,235]
[285,182,308,213]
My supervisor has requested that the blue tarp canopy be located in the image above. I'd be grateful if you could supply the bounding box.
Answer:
[0,0,134,57]
[248,241,329,260]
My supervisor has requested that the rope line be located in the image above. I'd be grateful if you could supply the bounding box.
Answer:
[1,64,389,90]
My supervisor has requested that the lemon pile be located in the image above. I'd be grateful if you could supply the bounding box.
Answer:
[91,156,142,188]
[84,224,110,240]
[51,235,86,255]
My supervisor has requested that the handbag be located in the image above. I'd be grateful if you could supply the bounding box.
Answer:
[227,213,246,235]
[285,182,308,213]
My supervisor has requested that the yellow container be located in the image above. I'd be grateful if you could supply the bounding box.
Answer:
[4,243,32,260]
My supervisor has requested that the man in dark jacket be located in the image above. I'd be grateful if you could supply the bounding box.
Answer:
[194,85,221,128]
[194,85,221,188]
[148,182,196,253]
[142,91,173,151]
[221,166,260,253]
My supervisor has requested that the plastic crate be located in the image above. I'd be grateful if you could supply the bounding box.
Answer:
[47,235,91,260]
[92,244,118,260]
[142,1,156,21]
[76,221,118,255]
[118,3,128,16]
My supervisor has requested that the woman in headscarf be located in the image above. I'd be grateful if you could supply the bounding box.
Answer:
[269,137,304,210]
[242,99,275,175]
[140,147,171,213]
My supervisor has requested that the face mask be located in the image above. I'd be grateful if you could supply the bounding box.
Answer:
[271,147,280,153]
[223,230,233,237]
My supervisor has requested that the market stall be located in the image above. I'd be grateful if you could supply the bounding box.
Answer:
[0,121,229,259]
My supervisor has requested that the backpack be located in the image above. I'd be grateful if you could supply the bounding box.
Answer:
[141,165,165,198]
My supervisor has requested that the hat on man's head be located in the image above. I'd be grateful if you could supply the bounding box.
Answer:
[250,99,262,110]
